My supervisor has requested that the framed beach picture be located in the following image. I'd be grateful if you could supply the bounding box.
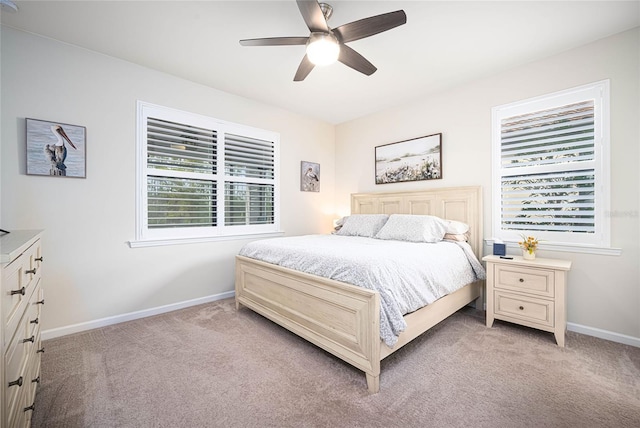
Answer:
[375,133,442,184]
[300,161,320,192]
[26,118,86,178]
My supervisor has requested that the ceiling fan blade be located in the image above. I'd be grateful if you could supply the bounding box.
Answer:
[333,10,407,43]
[294,55,315,81]
[338,44,377,76]
[240,37,309,47]
[296,0,329,33]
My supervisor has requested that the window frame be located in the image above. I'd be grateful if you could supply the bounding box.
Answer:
[490,80,618,254]
[130,101,282,247]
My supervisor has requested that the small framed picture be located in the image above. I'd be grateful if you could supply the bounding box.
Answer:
[375,133,442,184]
[300,161,320,192]
[26,118,86,178]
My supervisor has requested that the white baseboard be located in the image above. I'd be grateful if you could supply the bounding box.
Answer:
[567,322,640,348]
[41,291,235,341]
[42,293,640,349]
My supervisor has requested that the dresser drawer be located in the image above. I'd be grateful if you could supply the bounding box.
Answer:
[7,398,28,428]
[494,264,555,298]
[24,351,40,426]
[5,320,30,427]
[494,291,555,328]
[2,240,41,350]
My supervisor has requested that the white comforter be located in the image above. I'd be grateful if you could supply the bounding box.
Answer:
[238,234,485,347]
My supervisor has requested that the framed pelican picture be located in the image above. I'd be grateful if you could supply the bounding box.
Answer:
[26,118,86,178]
[300,161,320,192]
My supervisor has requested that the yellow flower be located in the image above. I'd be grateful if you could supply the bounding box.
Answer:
[518,234,539,254]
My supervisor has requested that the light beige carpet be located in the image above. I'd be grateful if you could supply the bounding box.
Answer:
[32,299,640,427]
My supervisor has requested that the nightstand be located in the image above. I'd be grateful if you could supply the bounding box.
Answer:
[483,255,572,347]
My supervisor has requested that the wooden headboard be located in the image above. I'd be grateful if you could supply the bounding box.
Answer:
[351,186,483,258]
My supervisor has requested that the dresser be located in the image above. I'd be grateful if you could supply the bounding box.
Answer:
[1,230,44,428]
[483,255,571,347]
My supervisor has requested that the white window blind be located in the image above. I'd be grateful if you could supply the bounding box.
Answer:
[492,81,610,248]
[224,133,275,227]
[135,102,280,244]
[147,118,218,229]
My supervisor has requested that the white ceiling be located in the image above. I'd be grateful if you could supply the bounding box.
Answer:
[2,1,639,124]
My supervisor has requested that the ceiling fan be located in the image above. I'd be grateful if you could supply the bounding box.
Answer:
[239,0,407,82]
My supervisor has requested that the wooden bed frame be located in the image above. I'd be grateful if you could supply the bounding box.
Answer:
[235,186,483,393]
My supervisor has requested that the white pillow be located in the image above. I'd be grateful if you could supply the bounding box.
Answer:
[446,220,470,235]
[375,214,447,243]
[336,214,389,238]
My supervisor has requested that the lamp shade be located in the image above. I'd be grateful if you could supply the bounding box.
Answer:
[306,33,340,66]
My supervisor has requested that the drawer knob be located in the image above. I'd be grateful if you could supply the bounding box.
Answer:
[519,278,524,283]
[24,404,35,413]
[36,299,45,305]
[519,306,525,310]
[26,268,37,275]
[35,256,44,262]
[32,376,40,384]
[37,347,45,354]
[8,376,23,387]
[30,317,39,325]
[23,335,35,344]
[11,287,26,296]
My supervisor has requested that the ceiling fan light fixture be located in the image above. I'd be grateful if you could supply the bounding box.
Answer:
[306,32,340,66]
[239,2,406,81]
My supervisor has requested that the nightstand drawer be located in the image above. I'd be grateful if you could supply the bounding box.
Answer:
[494,291,554,327]
[495,265,555,298]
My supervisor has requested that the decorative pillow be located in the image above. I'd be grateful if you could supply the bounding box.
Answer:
[375,214,447,243]
[336,214,389,238]
[444,231,471,242]
[331,216,348,234]
[446,220,470,235]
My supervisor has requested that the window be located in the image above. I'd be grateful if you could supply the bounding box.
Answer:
[491,80,611,251]
[133,102,280,246]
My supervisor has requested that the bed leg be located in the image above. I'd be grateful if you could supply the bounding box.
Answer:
[366,373,380,394]
[475,281,484,311]
[474,294,483,311]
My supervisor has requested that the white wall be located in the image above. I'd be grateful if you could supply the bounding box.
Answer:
[3,24,639,345]
[335,28,640,342]
[1,27,335,333]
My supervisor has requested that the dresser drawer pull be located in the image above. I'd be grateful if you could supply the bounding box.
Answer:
[11,287,26,296]
[26,268,37,275]
[30,317,39,325]
[37,347,45,354]
[32,376,40,384]
[23,335,35,344]
[519,278,524,283]
[24,404,35,413]
[35,256,44,262]
[36,299,45,305]
[8,376,23,387]
[519,306,524,310]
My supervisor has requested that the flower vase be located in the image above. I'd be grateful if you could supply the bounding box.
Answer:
[523,250,536,260]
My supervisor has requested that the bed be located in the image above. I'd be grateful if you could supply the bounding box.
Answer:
[235,186,484,393]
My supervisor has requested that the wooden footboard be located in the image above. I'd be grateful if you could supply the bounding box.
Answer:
[236,255,483,393]
[235,255,382,392]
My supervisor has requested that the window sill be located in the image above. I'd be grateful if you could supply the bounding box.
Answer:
[483,239,622,256]
[128,231,285,248]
